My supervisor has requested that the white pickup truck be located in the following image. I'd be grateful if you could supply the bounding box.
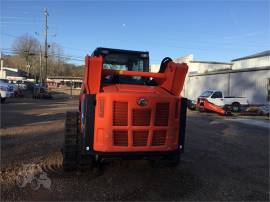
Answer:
[198,90,249,112]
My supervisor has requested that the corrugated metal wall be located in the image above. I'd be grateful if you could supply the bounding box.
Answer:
[189,63,232,73]
[186,73,229,100]
[232,56,270,69]
[229,70,269,104]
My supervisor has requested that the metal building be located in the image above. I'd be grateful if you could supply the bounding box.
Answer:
[184,51,270,105]
[150,50,270,105]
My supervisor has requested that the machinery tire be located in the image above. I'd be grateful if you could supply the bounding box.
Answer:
[63,111,80,171]
[231,102,241,112]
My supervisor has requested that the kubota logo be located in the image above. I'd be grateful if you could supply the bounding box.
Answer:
[137,98,147,106]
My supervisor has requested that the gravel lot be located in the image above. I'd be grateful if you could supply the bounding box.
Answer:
[1,97,269,201]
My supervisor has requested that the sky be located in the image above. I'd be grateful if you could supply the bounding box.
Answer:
[1,0,270,65]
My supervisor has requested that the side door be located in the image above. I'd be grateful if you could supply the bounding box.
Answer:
[207,91,224,106]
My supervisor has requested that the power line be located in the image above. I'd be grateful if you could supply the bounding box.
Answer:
[2,33,19,38]
[1,48,85,61]
[3,29,267,51]
[57,45,88,52]
[3,30,267,60]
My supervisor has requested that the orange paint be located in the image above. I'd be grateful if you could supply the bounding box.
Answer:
[93,92,181,152]
[196,98,226,115]
[84,56,103,94]
[82,55,188,153]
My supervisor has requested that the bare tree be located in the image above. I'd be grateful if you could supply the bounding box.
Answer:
[13,33,40,55]
[7,34,84,78]
[12,34,40,74]
[47,42,66,76]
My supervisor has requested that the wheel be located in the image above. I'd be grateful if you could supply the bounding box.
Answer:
[231,102,241,112]
[63,111,80,171]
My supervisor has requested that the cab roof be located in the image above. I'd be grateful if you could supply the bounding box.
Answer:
[92,47,149,57]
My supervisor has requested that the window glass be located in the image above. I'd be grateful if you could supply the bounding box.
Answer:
[103,53,144,71]
[200,90,213,97]
[102,53,146,84]
[211,91,222,98]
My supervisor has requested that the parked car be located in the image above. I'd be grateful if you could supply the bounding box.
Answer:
[10,81,24,97]
[187,99,196,110]
[0,79,13,103]
[16,80,34,91]
[16,80,28,90]
[197,90,249,112]
[7,80,18,96]
[33,84,52,99]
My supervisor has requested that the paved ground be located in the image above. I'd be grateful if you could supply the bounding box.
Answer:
[0,97,269,201]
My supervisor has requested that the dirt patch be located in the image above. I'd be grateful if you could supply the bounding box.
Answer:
[1,99,269,201]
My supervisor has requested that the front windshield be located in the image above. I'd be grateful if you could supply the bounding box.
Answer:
[102,53,147,84]
[200,90,213,97]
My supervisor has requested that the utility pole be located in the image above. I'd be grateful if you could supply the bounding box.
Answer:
[39,45,42,83]
[44,8,49,86]
[0,52,4,78]
[0,52,3,71]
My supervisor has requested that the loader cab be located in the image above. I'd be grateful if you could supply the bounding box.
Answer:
[92,47,150,85]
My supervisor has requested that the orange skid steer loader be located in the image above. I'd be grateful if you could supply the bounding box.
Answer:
[62,47,188,171]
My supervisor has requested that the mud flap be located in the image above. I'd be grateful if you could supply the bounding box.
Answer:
[179,97,187,153]
[81,94,96,155]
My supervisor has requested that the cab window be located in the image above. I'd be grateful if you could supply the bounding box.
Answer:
[211,91,222,98]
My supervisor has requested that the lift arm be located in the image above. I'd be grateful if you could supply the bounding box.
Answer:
[83,55,188,96]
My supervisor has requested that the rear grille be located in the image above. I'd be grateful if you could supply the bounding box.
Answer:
[152,130,166,146]
[132,109,151,126]
[133,131,148,146]
[113,102,128,126]
[112,101,170,148]
[113,131,128,146]
[155,103,170,126]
